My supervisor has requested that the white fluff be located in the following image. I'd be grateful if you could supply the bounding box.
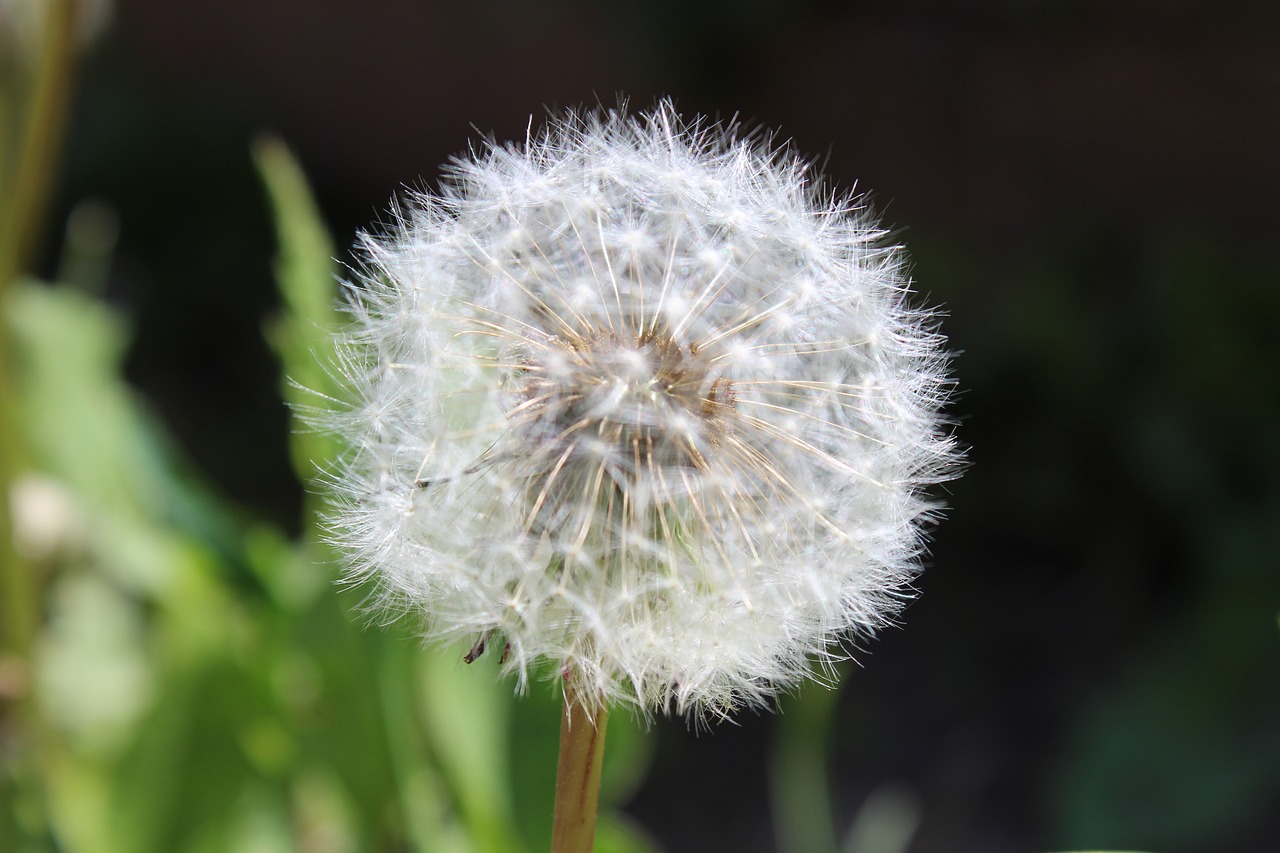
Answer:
[324,100,958,717]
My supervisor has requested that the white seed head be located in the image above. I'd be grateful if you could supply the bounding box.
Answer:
[324,100,958,717]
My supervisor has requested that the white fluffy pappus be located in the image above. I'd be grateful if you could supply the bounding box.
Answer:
[324,100,958,717]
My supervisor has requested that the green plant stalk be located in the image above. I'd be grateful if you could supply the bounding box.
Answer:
[0,329,28,669]
[550,684,609,853]
[1,5,79,845]
[0,0,79,290]
[1,0,77,677]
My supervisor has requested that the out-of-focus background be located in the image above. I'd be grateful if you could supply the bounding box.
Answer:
[3,1,1279,852]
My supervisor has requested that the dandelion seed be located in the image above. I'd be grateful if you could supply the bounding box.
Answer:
[325,100,958,718]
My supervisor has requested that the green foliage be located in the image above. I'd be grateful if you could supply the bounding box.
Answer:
[0,141,657,853]
[252,135,344,486]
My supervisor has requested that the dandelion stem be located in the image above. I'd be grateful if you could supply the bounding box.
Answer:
[550,681,609,853]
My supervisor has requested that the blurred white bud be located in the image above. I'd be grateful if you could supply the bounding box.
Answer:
[10,473,86,562]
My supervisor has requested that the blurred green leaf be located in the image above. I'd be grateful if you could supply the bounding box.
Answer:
[595,813,661,853]
[840,784,920,853]
[252,137,338,353]
[252,135,343,485]
[418,648,527,853]
[508,679,562,848]
[243,523,327,613]
[599,705,653,808]
[7,281,249,589]
[771,681,842,853]
[369,635,456,852]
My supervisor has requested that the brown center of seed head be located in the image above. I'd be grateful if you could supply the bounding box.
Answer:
[513,327,737,479]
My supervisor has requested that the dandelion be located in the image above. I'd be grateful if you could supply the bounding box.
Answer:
[324,100,957,850]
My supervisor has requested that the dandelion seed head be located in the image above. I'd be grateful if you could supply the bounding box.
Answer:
[325,100,959,717]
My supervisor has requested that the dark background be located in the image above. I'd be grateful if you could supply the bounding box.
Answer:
[44,1,1280,851]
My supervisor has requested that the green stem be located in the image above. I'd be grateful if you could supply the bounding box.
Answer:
[1,0,78,679]
[0,0,79,291]
[0,4,79,845]
[550,682,609,853]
